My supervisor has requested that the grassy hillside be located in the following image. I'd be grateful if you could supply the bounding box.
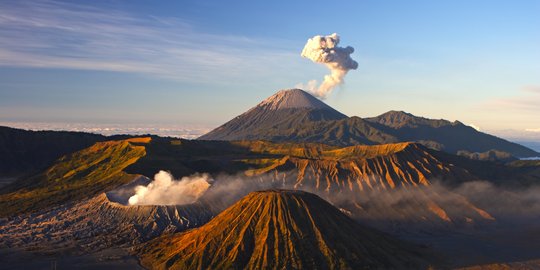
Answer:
[0,137,149,217]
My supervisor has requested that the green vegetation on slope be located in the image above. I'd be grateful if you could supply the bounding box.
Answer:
[125,138,418,177]
[0,137,149,217]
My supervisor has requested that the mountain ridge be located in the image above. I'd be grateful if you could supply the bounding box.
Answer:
[199,89,538,158]
[199,89,347,141]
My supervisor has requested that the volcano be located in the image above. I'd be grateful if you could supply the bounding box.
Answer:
[199,89,538,158]
[138,190,437,270]
[198,89,347,141]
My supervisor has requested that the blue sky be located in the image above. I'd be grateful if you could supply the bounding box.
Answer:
[0,0,539,139]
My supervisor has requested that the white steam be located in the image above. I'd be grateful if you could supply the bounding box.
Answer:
[128,171,211,205]
[300,33,358,99]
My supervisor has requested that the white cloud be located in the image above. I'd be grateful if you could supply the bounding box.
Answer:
[525,128,540,133]
[0,121,211,139]
[0,0,297,82]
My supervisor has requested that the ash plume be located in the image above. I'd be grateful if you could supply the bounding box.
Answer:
[300,33,358,99]
[128,171,211,205]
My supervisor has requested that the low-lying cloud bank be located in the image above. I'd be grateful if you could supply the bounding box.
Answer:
[454,181,540,219]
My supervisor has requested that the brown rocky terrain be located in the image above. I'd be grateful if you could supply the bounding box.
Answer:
[139,190,439,270]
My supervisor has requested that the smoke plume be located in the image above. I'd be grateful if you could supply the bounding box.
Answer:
[128,171,211,205]
[300,33,358,99]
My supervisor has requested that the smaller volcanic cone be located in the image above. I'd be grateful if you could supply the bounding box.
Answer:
[138,190,438,269]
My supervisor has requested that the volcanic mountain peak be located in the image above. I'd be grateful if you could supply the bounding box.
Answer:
[139,189,436,269]
[256,88,337,111]
[198,89,538,157]
[198,89,346,141]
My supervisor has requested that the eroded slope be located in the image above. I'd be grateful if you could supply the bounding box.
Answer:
[139,190,437,270]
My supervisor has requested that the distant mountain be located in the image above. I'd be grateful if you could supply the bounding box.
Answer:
[199,89,539,158]
[365,110,537,157]
[138,190,437,269]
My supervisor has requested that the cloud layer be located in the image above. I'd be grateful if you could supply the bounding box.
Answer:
[0,121,210,139]
[0,0,296,82]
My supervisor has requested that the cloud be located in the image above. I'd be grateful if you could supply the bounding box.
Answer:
[523,85,540,94]
[483,85,540,112]
[0,121,211,139]
[525,128,540,133]
[0,0,296,82]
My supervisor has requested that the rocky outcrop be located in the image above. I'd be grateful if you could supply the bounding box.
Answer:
[244,143,495,228]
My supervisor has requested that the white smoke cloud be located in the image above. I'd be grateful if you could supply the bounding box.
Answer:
[300,33,358,99]
[128,171,211,205]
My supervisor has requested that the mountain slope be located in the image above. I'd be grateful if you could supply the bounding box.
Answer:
[239,142,495,227]
[366,111,538,157]
[120,138,500,225]
[1,136,507,225]
[0,137,149,217]
[199,89,347,140]
[199,89,538,157]
[139,190,437,270]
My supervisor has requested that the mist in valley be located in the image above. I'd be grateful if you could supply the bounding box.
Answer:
[124,170,540,227]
